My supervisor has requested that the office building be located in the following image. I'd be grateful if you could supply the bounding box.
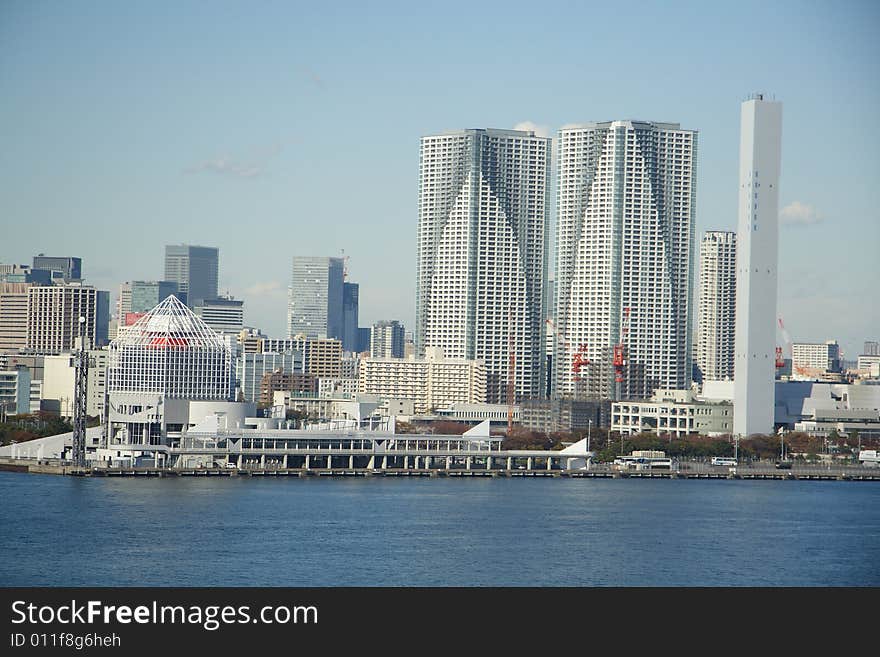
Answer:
[259,371,317,406]
[416,128,551,403]
[733,95,783,436]
[554,121,697,400]
[130,280,181,313]
[356,327,371,354]
[236,351,303,404]
[342,282,359,352]
[26,284,110,354]
[864,341,880,357]
[697,231,737,381]
[41,350,109,418]
[791,341,841,379]
[262,337,342,379]
[32,255,81,282]
[0,367,31,417]
[370,320,405,359]
[612,388,734,438]
[0,283,33,353]
[164,245,219,308]
[287,256,344,340]
[358,347,486,414]
[194,296,244,334]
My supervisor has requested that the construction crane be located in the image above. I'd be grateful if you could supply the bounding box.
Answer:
[545,318,590,397]
[777,317,791,371]
[613,307,631,401]
[507,329,516,436]
[340,249,351,281]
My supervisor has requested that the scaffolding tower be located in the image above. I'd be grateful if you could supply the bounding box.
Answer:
[72,316,88,467]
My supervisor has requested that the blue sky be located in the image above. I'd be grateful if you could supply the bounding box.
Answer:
[2,0,878,357]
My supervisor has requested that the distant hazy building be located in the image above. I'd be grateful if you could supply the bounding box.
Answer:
[164,244,219,308]
[356,327,371,354]
[287,256,344,340]
[521,398,611,433]
[32,255,82,282]
[41,350,109,418]
[236,351,302,404]
[733,95,782,437]
[259,371,316,406]
[263,337,342,379]
[194,297,244,334]
[26,284,110,354]
[370,320,405,359]
[864,341,880,357]
[792,341,841,379]
[0,282,33,353]
[358,347,486,414]
[554,120,697,401]
[131,280,181,313]
[857,355,880,378]
[697,231,737,381]
[416,128,551,403]
[1,264,53,285]
[0,367,31,416]
[342,282,359,352]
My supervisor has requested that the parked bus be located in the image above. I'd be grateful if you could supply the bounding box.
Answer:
[711,457,738,467]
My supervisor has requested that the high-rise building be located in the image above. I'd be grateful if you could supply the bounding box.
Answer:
[26,284,110,354]
[194,297,244,334]
[864,341,880,356]
[416,128,551,403]
[32,255,82,282]
[342,282,359,352]
[733,94,782,437]
[130,281,181,313]
[164,245,218,308]
[697,231,737,381]
[287,256,344,340]
[370,320,405,359]
[117,282,132,319]
[554,121,697,400]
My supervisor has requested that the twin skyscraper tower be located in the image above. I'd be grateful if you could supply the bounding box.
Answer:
[416,97,782,437]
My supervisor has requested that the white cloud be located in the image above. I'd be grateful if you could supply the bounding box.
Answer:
[780,201,823,226]
[513,121,550,138]
[244,281,285,298]
[185,142,283,179]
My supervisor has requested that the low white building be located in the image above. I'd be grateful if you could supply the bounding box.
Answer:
[434,403,520,425]
[612,388,734,437]
[41,350,108,418]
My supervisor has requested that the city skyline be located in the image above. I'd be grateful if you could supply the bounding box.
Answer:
[1,1,878,357]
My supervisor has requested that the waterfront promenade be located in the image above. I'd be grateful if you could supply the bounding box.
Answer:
[2,455,878,481]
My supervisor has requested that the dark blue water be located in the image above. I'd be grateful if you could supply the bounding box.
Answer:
[1,472,878,586]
